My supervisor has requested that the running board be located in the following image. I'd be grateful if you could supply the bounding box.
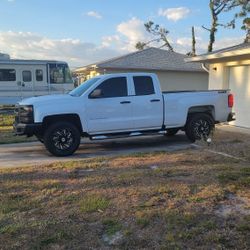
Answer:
[90,130,166,141]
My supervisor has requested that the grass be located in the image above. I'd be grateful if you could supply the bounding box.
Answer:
[0,147,250,249]
[102,218,122,236]
[0,130,250,249]
[79,195,110,213]
[0,113,36,144]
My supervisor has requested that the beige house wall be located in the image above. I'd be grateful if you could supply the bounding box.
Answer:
[208,59,250,90]
[101,69,208,91]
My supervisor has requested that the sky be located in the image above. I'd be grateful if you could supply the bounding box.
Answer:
[0,0,248,67]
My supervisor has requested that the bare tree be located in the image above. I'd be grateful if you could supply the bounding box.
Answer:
[203,0,250,52]
[187,26,196,56]
[135,21,173,51]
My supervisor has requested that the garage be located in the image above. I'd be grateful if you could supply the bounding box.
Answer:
[186,42,250,129]
[229,65,250,128]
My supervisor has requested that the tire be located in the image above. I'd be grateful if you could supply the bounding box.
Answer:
[165,128,179,137]
[44,121,80,156]
[185,113,214,142]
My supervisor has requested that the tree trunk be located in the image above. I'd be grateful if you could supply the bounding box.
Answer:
[192,26,196,56]
[208,1,217,52]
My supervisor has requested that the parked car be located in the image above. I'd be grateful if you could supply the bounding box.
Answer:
[14,73,234,156]
[0,59,74,105]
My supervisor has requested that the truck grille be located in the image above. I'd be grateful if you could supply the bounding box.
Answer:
[14,105,20,123]
[14,104,34,124]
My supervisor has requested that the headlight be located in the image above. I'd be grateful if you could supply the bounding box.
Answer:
[19,105,33,114]
[19,105,34,124]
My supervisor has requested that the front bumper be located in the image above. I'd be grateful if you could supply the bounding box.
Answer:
[227,112,236,122]
[13,123,42,136]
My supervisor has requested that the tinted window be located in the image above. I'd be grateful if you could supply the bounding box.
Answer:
[22,71,32,82]
[36,69,43,81]
[133,76,155,95]
[0,69,16,81]
[94,77,127,98]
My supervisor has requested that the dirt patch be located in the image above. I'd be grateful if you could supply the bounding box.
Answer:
[215,194,250,217]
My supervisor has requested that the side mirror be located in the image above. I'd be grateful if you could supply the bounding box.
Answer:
[90,89,102,98]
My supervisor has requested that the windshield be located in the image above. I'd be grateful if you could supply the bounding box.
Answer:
[69,77,100,97]
[49,63,73,84]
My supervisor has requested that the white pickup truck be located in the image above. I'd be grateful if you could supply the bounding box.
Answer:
[14,73,234,156]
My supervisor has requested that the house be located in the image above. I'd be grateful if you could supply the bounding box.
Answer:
[74,48,208,91]
[186,43,250,128]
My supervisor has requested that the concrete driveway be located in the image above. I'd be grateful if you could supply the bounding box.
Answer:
[0,133,194,168]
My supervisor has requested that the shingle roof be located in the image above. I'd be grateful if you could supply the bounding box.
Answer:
[185,42,250,63]
[197,42,250,56]
[88,48,205,72]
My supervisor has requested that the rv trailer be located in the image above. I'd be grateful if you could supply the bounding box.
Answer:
[0,59,74,105]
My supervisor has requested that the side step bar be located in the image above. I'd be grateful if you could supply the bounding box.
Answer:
[90,130,167,141]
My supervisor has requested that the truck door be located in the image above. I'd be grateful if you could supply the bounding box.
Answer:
[130,75,163,130]
[86,76,134,134]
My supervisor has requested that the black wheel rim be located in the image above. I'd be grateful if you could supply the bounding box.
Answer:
[193,119,210,139]
[52,128,74,150]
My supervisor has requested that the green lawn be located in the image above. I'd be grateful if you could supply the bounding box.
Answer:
[0,147,249,249]
[0,113,36,144]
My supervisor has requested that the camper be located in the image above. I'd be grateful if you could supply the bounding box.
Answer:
[0,59,74,104]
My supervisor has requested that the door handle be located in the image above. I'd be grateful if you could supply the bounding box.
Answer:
[120,101,131,104]
[150,99,160,102]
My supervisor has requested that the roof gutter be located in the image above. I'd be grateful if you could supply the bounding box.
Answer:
[201,63,209,73]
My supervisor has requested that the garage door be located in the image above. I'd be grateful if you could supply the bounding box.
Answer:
[229,65,250,128]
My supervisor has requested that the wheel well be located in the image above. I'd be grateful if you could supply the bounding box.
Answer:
[187,106,215,120]
[42,114,83,133]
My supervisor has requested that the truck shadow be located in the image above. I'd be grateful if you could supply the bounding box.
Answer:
[77,133,191,154]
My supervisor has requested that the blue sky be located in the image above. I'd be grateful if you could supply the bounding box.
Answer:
[0,0,247,67]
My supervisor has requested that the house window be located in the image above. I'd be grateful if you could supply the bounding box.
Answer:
[36,69,43,81]
[0,69,16,81]
[133,76,155,95]
[22,71,32,82]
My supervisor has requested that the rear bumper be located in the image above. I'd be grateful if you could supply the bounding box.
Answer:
[227,112,235,122]
[13,123,42,136]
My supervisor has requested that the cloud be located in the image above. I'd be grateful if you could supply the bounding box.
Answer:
[86,11,102,19]
[174,36,244,54]
[116,17,150,51]
[101,35,121,48]
[0,31,120,67]
[159,7,190,21]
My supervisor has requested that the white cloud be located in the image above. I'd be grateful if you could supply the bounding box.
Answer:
[101,35,121,48]
[159,7,190,21]
[116,17,150,51]
[0,31,120,67]
[174,36,244,54]
[86,11,102,19]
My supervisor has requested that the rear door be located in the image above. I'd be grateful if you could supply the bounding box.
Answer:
[86,76,134,133]
[130,75,164,130]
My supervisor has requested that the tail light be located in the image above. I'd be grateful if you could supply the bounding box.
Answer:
[228,94,234,108]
